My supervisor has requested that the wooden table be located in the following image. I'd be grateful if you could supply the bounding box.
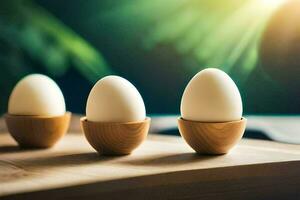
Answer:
[1,116,300,199]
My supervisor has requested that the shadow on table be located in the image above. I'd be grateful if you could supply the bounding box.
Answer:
[0,145,21,153]
[158,128,272,141]
[0,145,42,153]
[121,152,219,166]
[17,152,122,167]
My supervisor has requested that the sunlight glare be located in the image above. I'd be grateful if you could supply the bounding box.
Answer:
[261,0,286,9]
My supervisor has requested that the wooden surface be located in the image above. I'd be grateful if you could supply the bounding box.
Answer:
[178,117,246,154]
[1,124,300,199]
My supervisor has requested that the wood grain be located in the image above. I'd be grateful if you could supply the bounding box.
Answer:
[0,132,300,199]
[80,117,150,155]
[1,114,300,200]
[5,112,71,148]
[178,117,247,154]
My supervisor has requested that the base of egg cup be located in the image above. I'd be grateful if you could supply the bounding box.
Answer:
[5,112,71,148]
[178,117,247,155]
[80,117,151,156]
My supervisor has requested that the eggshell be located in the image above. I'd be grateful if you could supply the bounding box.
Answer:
[86,75,146,122]
[181,68,242,122]
[8,74,66,116]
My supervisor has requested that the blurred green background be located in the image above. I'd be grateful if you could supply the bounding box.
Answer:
[0,0,299,115]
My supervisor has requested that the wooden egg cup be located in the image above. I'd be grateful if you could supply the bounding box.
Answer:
[178,117,247,155]
[5,112,71,148]
[81,117,151,155]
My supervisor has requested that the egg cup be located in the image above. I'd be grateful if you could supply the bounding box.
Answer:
[5,112,71,148]
[80,117,151,155]
[178,117,247,154]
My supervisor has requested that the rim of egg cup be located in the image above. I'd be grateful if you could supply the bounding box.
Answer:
[178,117,247,155]
[80,117,151,156]
[5,112,71,148]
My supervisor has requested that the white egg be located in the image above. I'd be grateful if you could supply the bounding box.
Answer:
[8,74,66,116]
[86,75,146,122]
[181,68,242,122]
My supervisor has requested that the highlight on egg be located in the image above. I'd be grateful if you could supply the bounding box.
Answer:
[8,74,66,116]
[86,75,146,123]
[180,68,243,122]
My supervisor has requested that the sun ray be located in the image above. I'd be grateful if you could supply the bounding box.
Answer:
[96,0,287,82]
[193,1,261,62]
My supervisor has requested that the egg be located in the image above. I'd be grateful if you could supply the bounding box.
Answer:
[86,75,146,122]
[8,74,66,116]
[181,68,242,122]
